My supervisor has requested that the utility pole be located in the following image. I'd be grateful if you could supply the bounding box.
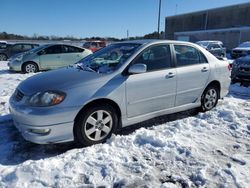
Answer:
[157,0,162,39]
[127,30,129,40]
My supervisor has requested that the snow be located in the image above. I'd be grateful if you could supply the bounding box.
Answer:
[0,61,250,188]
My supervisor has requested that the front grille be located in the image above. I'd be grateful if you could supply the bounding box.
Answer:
[240,67,250,73]
[15,89,24,102]
[232,50,243,54]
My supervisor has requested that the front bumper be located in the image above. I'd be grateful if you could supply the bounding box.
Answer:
[13,120,74,144]
[8,60,22,71]
[9,96,80,144]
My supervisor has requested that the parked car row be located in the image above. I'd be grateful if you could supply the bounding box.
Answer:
[9,40,231,146]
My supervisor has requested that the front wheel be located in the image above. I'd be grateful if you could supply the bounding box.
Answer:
[74,104,118,147]
[23,62,38,73]
[0,54,7,61]
[200,85,219,111]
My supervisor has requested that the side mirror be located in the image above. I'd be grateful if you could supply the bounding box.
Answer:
[128,64,147,74]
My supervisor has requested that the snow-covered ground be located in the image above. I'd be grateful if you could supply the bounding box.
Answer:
[0,61,249,188]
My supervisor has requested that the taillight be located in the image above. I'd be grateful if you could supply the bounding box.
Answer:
[228,63,232,71]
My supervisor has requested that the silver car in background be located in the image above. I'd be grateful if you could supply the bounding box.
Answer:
[9,40,231,146]
[8,44,92,73]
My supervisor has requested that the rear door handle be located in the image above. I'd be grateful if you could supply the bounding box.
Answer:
[201,67,209,72]
[166,72,175,78]
[57,56,60,58]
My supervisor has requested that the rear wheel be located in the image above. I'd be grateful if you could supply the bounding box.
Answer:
[23,62,38,73]
[200,85,219,111]
[74,104,118,147]
[0,54,7,61]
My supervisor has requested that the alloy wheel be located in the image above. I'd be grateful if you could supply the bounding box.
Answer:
[204,88,217,110]
[84,110,113,141]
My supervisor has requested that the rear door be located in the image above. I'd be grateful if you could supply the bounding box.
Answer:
[39,45,63,70]
[173,44,210,106]
[125,44,177,118]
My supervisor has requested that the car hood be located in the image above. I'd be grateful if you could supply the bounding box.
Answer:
[236,55,250,64]
[18,67,109,95]
[233,47,250,51]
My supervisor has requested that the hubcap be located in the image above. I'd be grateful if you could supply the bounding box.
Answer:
[25,64,36,73]
[84,110,113,141]
[204,89,217,110]
[0,54,6,61]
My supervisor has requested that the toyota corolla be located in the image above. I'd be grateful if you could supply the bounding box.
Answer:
[9,40,231,146]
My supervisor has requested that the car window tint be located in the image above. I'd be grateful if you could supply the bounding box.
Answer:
[174,45,201,66]
[133,45,172,71]
[64,45,83,53]
[22,44,33,50]
[199,51,208,64]
[45,45,63,54]
[12,44,22,51]
[211,44,220,49]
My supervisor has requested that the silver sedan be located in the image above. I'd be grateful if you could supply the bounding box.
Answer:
[9,40,231,146]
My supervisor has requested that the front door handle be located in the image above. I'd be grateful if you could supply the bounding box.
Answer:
[57,56,60,58]
[166,72,175,78]
[201,67,209,72]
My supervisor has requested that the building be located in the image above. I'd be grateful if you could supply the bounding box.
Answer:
[165,2,250,50]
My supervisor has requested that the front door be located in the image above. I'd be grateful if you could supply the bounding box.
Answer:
[39,45,63,70]
[126,44,176,118]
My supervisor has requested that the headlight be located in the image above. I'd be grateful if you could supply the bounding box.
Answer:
[15,55,23,61]
[29,91,66,107]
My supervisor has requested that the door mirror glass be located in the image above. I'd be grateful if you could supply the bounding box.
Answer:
[128,64,147,74]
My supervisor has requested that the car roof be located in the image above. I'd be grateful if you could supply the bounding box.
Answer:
[196,40,223,44]
[117,39,198,46]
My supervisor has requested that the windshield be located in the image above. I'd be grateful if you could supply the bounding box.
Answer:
[238,42,250,48]
[75,43,141,74]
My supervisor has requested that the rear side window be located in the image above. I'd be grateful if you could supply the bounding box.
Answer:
[44,45,63,54]
[132,44,172,72]
[174,45,207,67]
[63,45,84,53]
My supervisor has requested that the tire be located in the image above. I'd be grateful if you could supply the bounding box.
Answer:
[0,54,7,61]
[74,104,118,147]
[200,85,219,112]
[22,62,38,73]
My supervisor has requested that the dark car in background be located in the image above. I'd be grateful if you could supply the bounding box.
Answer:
[0,43,39,61]
[196,41,226,58]
[83,41,106,52]
[231,42,250,59]
[231,55,250,86]
[0,41,8,49]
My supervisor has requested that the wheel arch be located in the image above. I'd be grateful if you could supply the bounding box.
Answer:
[205,80,221,98]
[74,98,122,128]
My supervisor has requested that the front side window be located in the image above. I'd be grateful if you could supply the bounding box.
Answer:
[76,43,141,74]
[22,44,33,50]
[174,45,205,66]
[11,44,22,51]
[132,45,172,71]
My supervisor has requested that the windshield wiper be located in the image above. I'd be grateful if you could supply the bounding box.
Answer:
[76,64,96,72]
